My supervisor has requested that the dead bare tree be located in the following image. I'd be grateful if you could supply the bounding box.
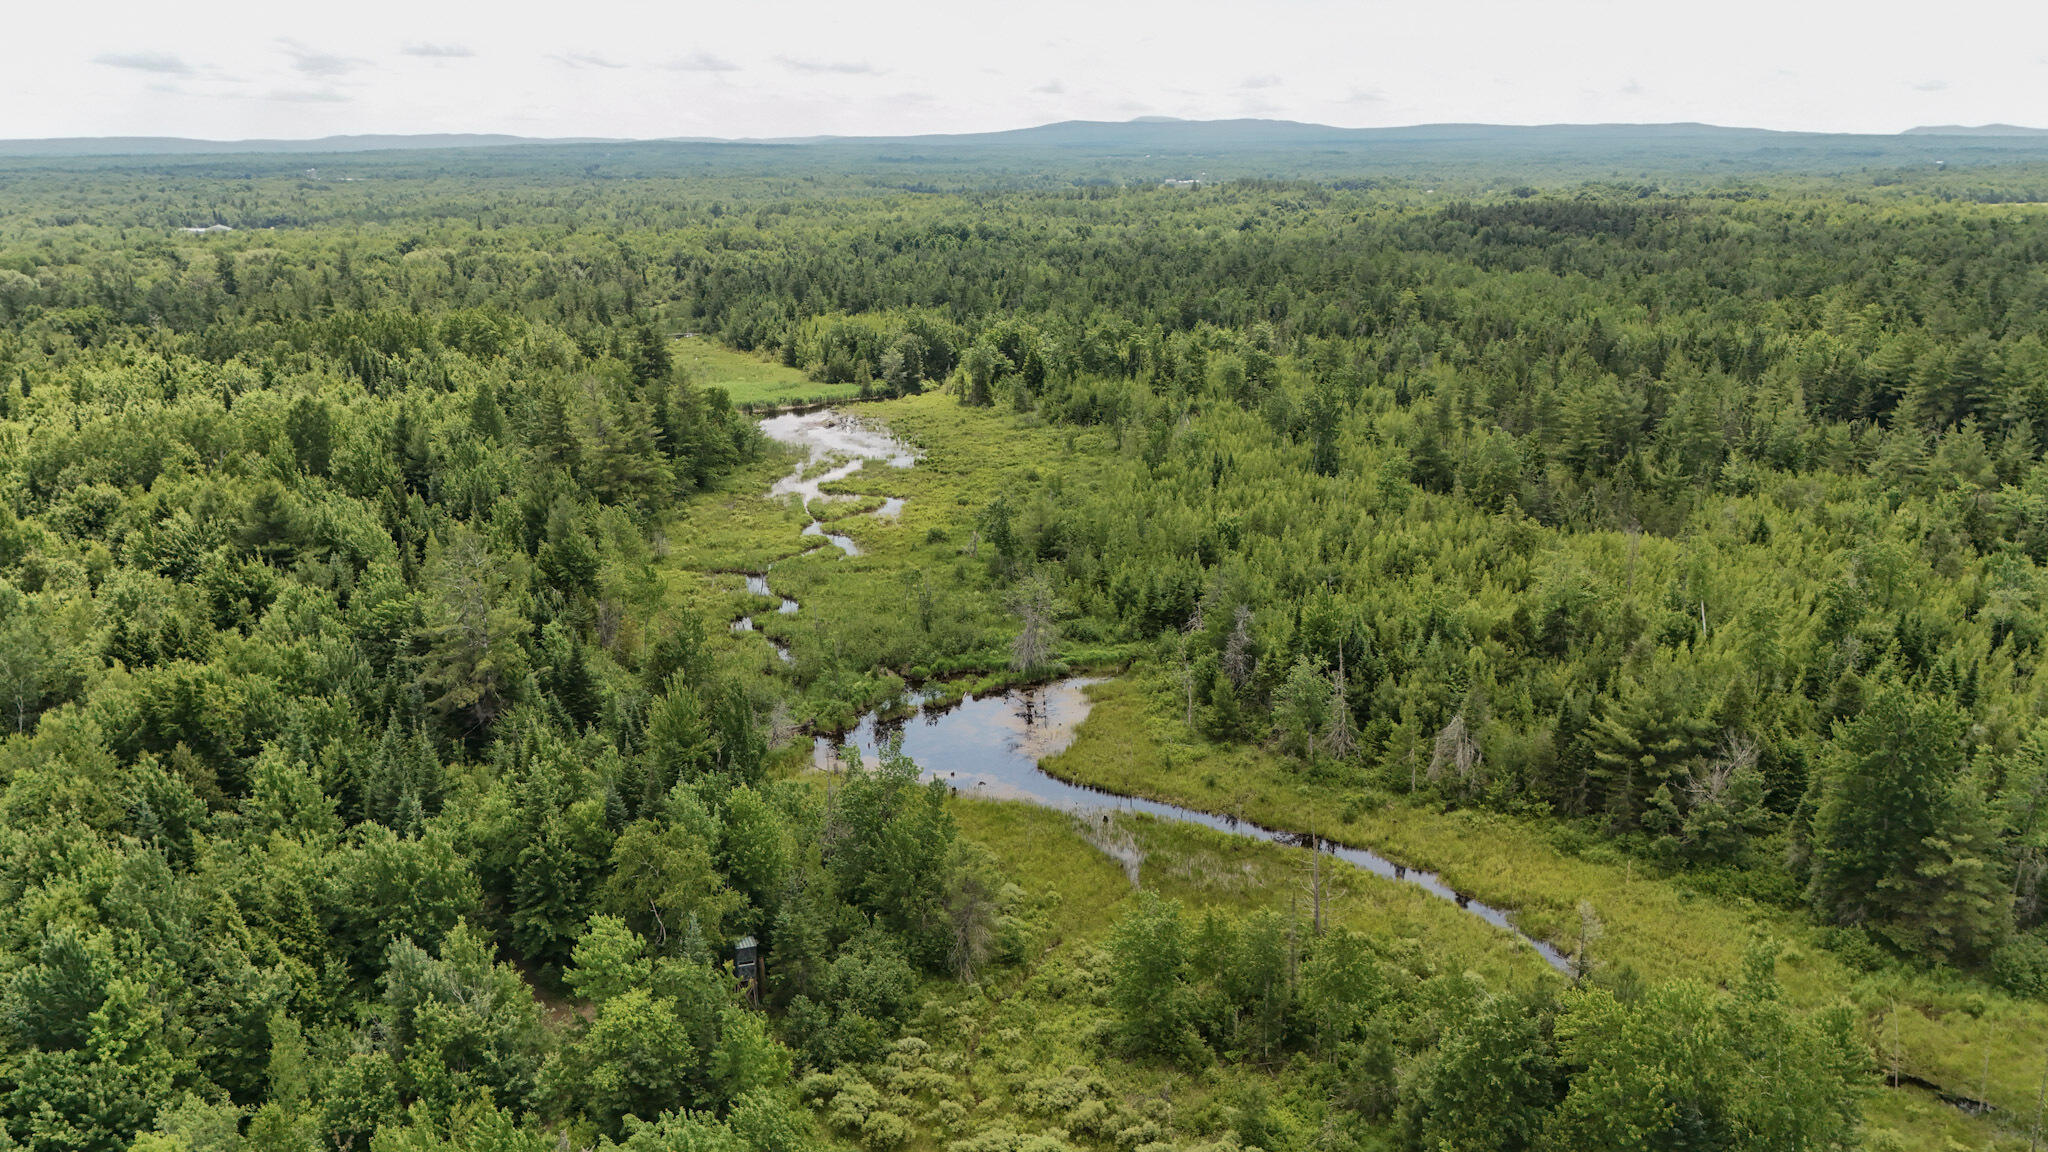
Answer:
[767,698,800,748]
[1573,899,1603,983]
[1007,573,1061,673]
[1428,712,1484,797]
[1325,653,1357,762]
[1688,730,1759,810]
[593,597,626,651]
[946,859,999,984]
[1222,604,1255,690]
[1306,827,1326,938]
[1177,607,1205,731]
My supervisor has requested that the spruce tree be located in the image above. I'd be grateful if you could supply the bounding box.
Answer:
[1809,686,2011,956]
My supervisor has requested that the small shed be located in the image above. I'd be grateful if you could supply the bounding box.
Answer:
[734,935,762,1002]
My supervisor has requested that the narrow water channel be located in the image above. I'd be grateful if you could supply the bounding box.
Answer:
[817,677,1573,974]
[726,411,921,645]
[801,520,861,556]
[758,409,913,559]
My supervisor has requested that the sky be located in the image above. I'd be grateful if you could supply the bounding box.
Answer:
[5,0,2046,140]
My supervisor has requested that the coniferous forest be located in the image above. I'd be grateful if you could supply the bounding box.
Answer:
[5,138,2048,1151]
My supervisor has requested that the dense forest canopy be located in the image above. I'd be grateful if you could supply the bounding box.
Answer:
[4,140,2048,1151]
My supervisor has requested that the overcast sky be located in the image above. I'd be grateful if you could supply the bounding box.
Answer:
[6,0,2045,140]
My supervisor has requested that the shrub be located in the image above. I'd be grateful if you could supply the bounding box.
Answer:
[1991,932,2048,997]
[1815,925,1889,973]
[859,1111,912,1151]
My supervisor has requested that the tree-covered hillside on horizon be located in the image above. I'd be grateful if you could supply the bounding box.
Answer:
[3,146,2048,1151]
[9,116,2048,190]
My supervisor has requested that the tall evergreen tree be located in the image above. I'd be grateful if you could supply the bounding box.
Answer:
[1809,686,2011,957]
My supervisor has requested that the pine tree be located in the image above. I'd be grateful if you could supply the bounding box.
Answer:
[468,377,508,442]
[1274,655,1331,761]
[644,674,717,806]
[284,395,333,476]
[417,530,527,738]
[537,497,601,601]
[629,317,673,389]
[530,382,583,474]
[586,389,673,507]
[1204,662,1244,741]
[1809,686,2011,956]
[1588,669,1714,830]
[1899,775,2012,962]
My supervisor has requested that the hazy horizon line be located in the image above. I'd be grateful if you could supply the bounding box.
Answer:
[3,115,2044,146]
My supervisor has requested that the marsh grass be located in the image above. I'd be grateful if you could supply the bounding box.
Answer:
[1046,671,2048,1149]
[662,392,1120,726]
[862,796,1547,1151]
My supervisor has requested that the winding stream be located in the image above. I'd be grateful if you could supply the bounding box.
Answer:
[760,409,915,559]
[728,411,922,654]
[742,409,1571,974]
[818,678,1572,974]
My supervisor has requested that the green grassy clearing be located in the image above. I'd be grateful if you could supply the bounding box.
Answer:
[675,335,863,407]
[662,393,1131,727]
[955,798,1550,989]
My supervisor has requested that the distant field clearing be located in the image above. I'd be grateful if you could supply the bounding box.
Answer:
[673,335,864,407]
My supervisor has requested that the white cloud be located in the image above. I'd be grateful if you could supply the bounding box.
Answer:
[778,56,881,75]
[1240,74,1281,89]
[268,88,351,103]
[553,51,627,70]
[666,51,739,72]
[403,43,475,59]
[279,39,365,78]
[93,51,193,74]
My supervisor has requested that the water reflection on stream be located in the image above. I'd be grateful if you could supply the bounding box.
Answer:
[817,678,1572,973]
[801,520,861,556]
[727,409,920,648]
[760,410,915,558]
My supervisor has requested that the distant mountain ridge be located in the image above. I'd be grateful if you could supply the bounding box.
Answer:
[1902,124,2048,136]
[0,133,627,157]
[3,118,2047,159]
